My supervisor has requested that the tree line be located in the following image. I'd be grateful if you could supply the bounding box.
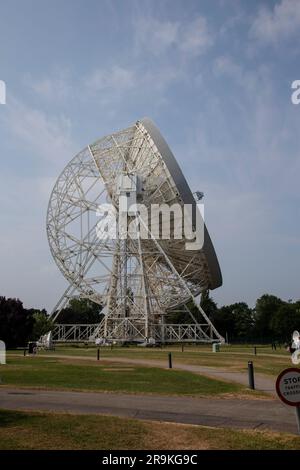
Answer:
[0,293,299,347]
[204,292,300,343]
[168,292,300,344]
[0,297,102,348]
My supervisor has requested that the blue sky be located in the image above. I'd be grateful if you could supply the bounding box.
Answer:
[0,0,299,311]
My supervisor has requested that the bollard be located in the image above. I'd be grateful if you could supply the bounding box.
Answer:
[248,361,255,389]
[23,348,26,357]
[181,344,184,353]
[168,352,172,369]
[97,348,100,361]
[295,407,300,435]
[254,346,257,356]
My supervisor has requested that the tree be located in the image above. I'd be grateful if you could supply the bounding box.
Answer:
[253,294,284,341]
[270,303,300,342]
[0,296,34,348]
[212,304,236,339]
[200,290,218,320]
[166,291,218,325]
[232,302,254,340]
[29,309,54,340]
[165,303,191,324]
[213,302,254,342]
[56,298,103,324]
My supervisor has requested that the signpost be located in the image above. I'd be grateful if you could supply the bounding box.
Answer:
[276,368,300,434]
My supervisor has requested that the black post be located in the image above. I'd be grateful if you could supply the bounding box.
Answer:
[248,361,255,389]
[295,406,300,435]
[23,348,26,357]
[168,352,172,369]
[181,344,184,353]
[97,348,100,361]
[254,346,257,355]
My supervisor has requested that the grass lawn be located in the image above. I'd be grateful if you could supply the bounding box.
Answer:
[0,408,299,450]
[0,356,246,397]
[10,343,293,378]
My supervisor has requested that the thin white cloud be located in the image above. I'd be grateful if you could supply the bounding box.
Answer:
[25,63,183,127]
[212,55,258,93]
[84,62,183,103]
[250,0,300,43]
[134,15,213,57]
[85,65,136,92]
[135,17,179,55]
[1,96,76,163]
[142,65,183,91]
[25,70,72,101]
[31,77,70,100]
[0,93,78,309]
[180,17,213,57]
[213,56,243,80]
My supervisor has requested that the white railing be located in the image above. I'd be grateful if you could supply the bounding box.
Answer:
[52,321,224,343]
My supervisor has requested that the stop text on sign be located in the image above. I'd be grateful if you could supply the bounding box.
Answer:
[276,368,300,407]
[284,377,300,384]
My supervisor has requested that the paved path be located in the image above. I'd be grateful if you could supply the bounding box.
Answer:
[0,387,296,434]
[41,354,277,395]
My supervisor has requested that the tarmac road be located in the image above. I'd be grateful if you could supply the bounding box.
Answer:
[0,386,297,434]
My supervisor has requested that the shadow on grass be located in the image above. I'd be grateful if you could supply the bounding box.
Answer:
[0,409,44,427]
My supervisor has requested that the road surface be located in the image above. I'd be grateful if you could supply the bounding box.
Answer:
[0,386,297,434]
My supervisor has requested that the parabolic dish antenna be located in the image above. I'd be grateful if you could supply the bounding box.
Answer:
[47,118,224,343]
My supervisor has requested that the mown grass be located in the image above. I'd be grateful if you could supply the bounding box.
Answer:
[0,409,299,450]
[9,343,292,378]
[0,356,244,396]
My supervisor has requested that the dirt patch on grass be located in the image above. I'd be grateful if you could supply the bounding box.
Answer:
[214,392,274,401]
[143,421,209,450]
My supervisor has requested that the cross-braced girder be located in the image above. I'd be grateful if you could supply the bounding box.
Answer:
[47,120,224,344]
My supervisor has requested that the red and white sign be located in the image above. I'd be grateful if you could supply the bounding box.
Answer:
[276,368,300,406]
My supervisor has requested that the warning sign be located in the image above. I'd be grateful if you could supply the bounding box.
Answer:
[276,368,300,406]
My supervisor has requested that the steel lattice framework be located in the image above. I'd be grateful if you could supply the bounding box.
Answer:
[47,119,224,344]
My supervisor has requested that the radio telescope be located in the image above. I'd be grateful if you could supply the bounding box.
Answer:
[47,118,224,344]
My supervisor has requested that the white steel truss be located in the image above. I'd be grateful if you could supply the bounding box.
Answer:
[52,322,218,343]
[47,121,224,344]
